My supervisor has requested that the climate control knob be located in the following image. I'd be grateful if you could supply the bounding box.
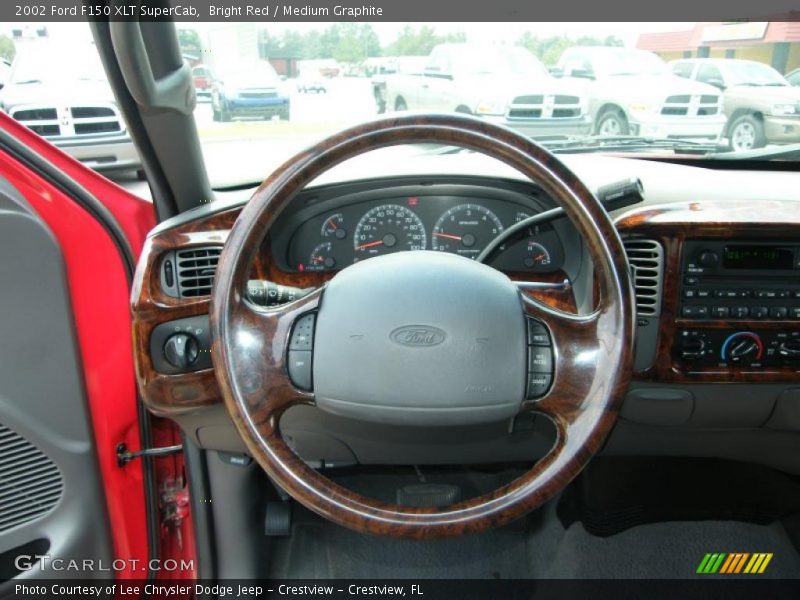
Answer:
[680,337,706,361]
[779,339,800,362]
[721,332,763,365]
[163,333,199,369]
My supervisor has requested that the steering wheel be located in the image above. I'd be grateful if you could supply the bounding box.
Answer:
[210,114,635,539]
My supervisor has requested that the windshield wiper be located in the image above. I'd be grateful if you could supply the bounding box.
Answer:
[709,142,800,160]
[15,79,42,84]
[541,135,720,155]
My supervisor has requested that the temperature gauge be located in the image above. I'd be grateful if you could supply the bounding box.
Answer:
[524,242,551,269]
[307,242,337,271]
[321,213,347,239]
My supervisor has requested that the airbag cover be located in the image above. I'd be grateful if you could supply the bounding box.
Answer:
[313,251,526,426]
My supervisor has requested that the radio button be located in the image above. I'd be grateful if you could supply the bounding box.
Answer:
[770,307,788,319]
[751,306,769,319]
[712,306,730,318]
[732,306,749,318]
[684,289,697,298]
[682,306,708,318]
[792,308,800,319]
[714,290,738,299]
[755,290,778,299]
[697,289,711,298]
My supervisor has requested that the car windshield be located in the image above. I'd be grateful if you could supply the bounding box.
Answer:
[725,61,788,86]
[592,49,669,77]
[9,42,106,84]
[3,21,799,190]
[452,46,549,77]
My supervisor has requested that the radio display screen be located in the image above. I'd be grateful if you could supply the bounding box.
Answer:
[723,245,795,270]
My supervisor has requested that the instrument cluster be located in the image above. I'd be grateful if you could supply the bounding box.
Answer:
[285,195,566,273]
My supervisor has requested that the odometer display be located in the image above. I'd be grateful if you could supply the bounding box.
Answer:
[353,204,426,259]
[432,203,504,259]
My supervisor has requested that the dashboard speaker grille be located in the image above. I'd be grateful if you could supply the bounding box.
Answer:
[0,423,63,534]
[176,246,222,298]
[623,238,664,317]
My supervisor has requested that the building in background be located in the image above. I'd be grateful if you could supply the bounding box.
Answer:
[637,22,800,75]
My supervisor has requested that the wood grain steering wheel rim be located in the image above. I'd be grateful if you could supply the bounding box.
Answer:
[210,113,635,539]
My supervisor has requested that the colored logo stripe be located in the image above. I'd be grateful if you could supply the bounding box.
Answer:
[698,553,773,574]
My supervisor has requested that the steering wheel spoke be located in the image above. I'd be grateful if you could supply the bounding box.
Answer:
[222,287,322,423]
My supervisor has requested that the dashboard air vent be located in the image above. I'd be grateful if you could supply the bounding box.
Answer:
[0,423,63,534]
[623,238,664,317]
[174,246,222,298]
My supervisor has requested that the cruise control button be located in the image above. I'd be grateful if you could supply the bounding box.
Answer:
[287,350,313,391]
[526,319,551,346]
[528,347,553,372]
[526,373,552,399]
[289,313,316,351]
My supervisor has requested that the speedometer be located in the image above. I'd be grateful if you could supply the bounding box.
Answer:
[432,203,504,258]
[353,204,426,259]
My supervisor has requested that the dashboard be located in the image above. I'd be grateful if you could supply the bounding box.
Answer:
[131,156,800,475]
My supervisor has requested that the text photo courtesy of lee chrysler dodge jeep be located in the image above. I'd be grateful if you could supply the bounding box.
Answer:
[671,58,800,151]
[382,43,592,138]
[556,46,726,140]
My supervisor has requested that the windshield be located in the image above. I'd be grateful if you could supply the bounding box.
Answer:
[592,49,668,77]
[9,42,106,84]
[451,46,549,77]
[4,21,799,191]
[725,61,788,86]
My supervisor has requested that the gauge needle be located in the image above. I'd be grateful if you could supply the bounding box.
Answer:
[433,232,462,241]
[357,240,384,250]
[535,254,546,261]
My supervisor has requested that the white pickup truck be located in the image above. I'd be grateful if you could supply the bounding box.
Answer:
[383,44,592,138]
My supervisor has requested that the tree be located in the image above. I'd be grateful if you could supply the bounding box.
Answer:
[517,33,624,65]
[177,29,202,58]
[0,35,15,63]
[385,26,466,57]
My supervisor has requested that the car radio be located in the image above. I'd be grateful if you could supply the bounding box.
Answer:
[680,240,800,321]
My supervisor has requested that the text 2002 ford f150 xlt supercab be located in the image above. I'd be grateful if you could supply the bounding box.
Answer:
[383,44,592,138]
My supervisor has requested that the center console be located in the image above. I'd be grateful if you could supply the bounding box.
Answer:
[676,239,800,370]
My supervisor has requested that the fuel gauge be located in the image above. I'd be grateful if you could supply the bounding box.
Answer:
[321,213,347,240]
[307,242,337,271]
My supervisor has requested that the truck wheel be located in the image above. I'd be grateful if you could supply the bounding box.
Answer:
[394,97,408,112]
[220,105,232,122]
[729,114,766,151]
[596,109,629,136]
[212,105,221,121]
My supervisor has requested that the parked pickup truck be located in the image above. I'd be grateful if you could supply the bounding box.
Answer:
[382,44,592,138]
[670,58,800,151]
[556,47,726,141]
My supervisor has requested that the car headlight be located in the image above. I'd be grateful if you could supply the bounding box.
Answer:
[771,103,798,116]
[474,99,507,116]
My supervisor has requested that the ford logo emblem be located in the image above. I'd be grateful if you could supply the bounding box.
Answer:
[390,325,446,347]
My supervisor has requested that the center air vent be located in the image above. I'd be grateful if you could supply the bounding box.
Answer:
[161,246,222,298]
[623,238,664,317]
[0,423,63,534]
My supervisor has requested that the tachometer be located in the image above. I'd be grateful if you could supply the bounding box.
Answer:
[432,203,504,258]
[353,204,426,259]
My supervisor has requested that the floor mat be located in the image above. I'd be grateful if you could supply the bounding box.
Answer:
[268,505,536,579]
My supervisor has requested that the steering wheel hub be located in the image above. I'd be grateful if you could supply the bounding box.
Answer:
[314,251,527,426]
